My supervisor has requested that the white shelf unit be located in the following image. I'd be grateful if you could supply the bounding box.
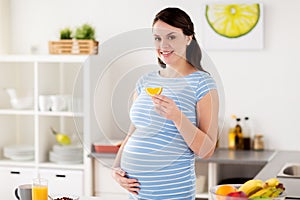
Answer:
[0,55,91,199]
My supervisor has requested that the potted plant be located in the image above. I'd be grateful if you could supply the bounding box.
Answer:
[60,27,72,40]
[49,24,98,55]
[74,24,95,40]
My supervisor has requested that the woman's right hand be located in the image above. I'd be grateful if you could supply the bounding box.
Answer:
[112,167,140,195]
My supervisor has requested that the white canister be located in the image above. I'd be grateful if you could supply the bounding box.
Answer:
[50,95,67,111]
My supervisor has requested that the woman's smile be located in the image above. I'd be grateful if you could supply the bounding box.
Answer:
[160,50,174,58]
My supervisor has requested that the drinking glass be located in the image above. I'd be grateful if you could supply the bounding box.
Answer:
[32,178,48,200]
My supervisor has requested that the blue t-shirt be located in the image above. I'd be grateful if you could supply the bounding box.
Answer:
[121,70,217,200]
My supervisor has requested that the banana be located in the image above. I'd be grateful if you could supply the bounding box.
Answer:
[250,198,272,200]
[270,183,285,198]
[263,178,280,188]
[250,186,285,199]
[263,187,277,198]
[238,179,263,197]
[270,187,284,198]
[249,187,275,198]
[245,178,286,199]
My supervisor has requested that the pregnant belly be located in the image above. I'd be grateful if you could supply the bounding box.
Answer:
[120,132,195,199]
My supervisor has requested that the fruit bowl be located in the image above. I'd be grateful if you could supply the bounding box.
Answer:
[51,195,79,200]
[210,184,286,200]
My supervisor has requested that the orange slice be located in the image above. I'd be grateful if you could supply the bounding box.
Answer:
[145,87,163,96]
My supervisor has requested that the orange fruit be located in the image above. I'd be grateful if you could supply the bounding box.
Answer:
[216,185,237,196]
[145,87,163,96]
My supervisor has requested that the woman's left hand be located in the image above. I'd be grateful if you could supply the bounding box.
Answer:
[152,95,181,121]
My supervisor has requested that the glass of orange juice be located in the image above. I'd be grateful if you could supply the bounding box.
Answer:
[32,178,48,200]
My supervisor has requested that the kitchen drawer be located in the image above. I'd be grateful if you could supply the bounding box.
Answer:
[0,166,36,200]
[94,159,127,195]
[39,168,83,196]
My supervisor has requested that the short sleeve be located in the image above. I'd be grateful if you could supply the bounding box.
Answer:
[135,75,145,95]
[196,73,217,102]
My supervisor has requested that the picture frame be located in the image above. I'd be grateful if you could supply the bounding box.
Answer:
[202,3,264,50]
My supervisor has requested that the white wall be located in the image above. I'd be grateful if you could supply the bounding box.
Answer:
[7,0,300,150]
[0,0,10,53]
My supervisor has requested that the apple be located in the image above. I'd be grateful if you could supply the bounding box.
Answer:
[226,191,248,199]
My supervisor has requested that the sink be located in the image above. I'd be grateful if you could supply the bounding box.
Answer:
[277,163,300,178]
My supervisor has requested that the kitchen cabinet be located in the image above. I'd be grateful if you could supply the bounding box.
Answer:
[93,157,128,197]
[0,166,36,200]
[39,168,83,196]
[0,55,92,195]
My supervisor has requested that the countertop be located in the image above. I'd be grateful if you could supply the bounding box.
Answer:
[196,148,276,164]
[255,151,300,199]
[90,148,277,165]
[89,152,116,159]
[80,196,124,200]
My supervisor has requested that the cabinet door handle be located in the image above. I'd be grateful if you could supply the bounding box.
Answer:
[10,171,20,174]
[56,174,66,178]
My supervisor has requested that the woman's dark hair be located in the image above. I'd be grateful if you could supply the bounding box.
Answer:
[153,7,205,71]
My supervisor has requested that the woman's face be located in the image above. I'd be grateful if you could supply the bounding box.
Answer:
[153,20,192,67]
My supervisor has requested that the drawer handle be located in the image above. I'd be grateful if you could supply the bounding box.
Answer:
[10,171,20,174]
[56,174,66,178]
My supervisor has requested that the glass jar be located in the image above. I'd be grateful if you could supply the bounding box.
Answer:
[253,134,264,151]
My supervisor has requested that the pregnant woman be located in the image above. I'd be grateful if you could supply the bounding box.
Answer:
[112,7,219,200]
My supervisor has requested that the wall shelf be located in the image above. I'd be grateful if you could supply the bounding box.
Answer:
[38,162,84,170]
[0,159,36,167]
[38,111,83,117]
[0,109,35,115]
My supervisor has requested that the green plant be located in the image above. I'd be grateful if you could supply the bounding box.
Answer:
[74,23,95,40]
[60,27,73,40]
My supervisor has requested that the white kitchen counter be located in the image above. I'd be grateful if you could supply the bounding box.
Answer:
[80,196,126,200]
[255,151,300,199]
[80,192,128,200]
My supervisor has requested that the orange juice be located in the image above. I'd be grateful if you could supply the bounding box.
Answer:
[32,185,48,200]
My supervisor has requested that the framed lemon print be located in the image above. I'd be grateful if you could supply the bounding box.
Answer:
[203,3,263,50]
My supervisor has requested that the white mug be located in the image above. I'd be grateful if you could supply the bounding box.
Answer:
[50,95,67,111]
[39,95,51,111]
